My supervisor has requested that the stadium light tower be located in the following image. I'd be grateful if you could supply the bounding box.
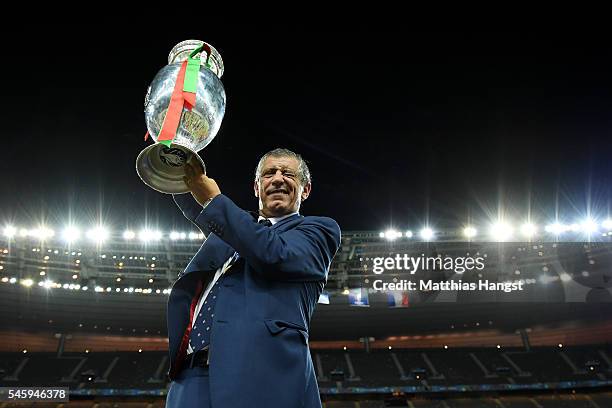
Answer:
[463,226,477,239]
[123,230,136,240]
[520,223,537,238]
[490,222,513,241]
[3,225,17,238]
[545,222,566,236]
[384,229,402,241]
[420,227,434,241]
[139,229,162,242]
[87,226,109,243]
[603,219,612,231]
[31,227,55,241]
[580,218,598,235]
[62,226,81,243]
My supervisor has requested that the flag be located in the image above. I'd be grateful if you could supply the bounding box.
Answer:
[348,288,369,307]
[387,291,410,308]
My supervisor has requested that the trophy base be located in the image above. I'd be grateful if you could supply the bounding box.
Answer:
[136,143,206,194]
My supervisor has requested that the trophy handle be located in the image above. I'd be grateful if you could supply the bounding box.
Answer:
[189,43,212,66]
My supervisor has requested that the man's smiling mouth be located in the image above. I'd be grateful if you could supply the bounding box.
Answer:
[268,189,288,195]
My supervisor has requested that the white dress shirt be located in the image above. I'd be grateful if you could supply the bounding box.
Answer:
[186,210,298,354]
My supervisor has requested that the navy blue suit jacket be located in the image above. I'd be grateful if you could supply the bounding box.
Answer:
[167,193,341,408]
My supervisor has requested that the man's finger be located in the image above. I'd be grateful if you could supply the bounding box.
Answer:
[185,162,195,177]
[190,155,205,175]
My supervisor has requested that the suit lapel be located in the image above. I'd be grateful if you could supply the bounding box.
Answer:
[272,213,302,232]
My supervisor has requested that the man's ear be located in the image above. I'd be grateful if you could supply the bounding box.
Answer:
[253,180,259,198]
[301,182,312,202]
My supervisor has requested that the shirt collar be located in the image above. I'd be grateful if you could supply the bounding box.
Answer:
[258,211,298,226]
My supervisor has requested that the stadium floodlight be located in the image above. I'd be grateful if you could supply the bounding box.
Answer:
[490,222,513,241]
[31,227,55,240]
[420,227,434,241]
[20,279,34,287]
[139,230,153,242]
[520,223,537,238]
[560,273,572,282]
[188,232,200,240]
[384,229,402,241]
[545,222,566,235]
[87,226,109,243]
[3,225,17,238]
[139,229,162,242]
[378,232,385,238]
[405,230,413,238]
[62,226,81,243]
[123,230,136,240]
[580,218,598,234]
[463,226,477,239]
[170,231,181,240]
[9,278,17,284]
[602,219,612,231]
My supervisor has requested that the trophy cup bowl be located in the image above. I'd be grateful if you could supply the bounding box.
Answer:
[136,40,226,193]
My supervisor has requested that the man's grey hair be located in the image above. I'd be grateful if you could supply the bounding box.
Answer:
[254,148,311,185]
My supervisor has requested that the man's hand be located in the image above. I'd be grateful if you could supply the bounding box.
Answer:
[183,155,221,207]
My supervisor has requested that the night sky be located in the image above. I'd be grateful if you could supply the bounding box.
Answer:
[2,29,612,234]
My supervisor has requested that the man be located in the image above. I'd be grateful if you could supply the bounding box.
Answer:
[165,148,341,408]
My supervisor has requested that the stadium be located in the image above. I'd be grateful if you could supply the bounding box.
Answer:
[3,28,612,407]
[2,218,612,407]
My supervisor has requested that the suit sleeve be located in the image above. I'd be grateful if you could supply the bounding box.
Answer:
[191,194,341,282]
[171,193,212,232]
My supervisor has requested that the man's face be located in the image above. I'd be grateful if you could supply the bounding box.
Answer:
[254,156,311,218]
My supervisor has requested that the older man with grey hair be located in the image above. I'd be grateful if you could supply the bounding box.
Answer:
[166,148,341,408]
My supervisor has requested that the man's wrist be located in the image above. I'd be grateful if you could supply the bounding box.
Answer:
[202,198,213,210]
[201,193,221,210]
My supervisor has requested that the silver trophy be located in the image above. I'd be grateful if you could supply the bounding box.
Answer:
[136,40,226,193]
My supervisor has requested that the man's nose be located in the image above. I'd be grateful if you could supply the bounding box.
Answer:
[271,171,285,185]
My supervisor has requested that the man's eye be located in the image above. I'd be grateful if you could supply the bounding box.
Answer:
[283,172,296,178]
